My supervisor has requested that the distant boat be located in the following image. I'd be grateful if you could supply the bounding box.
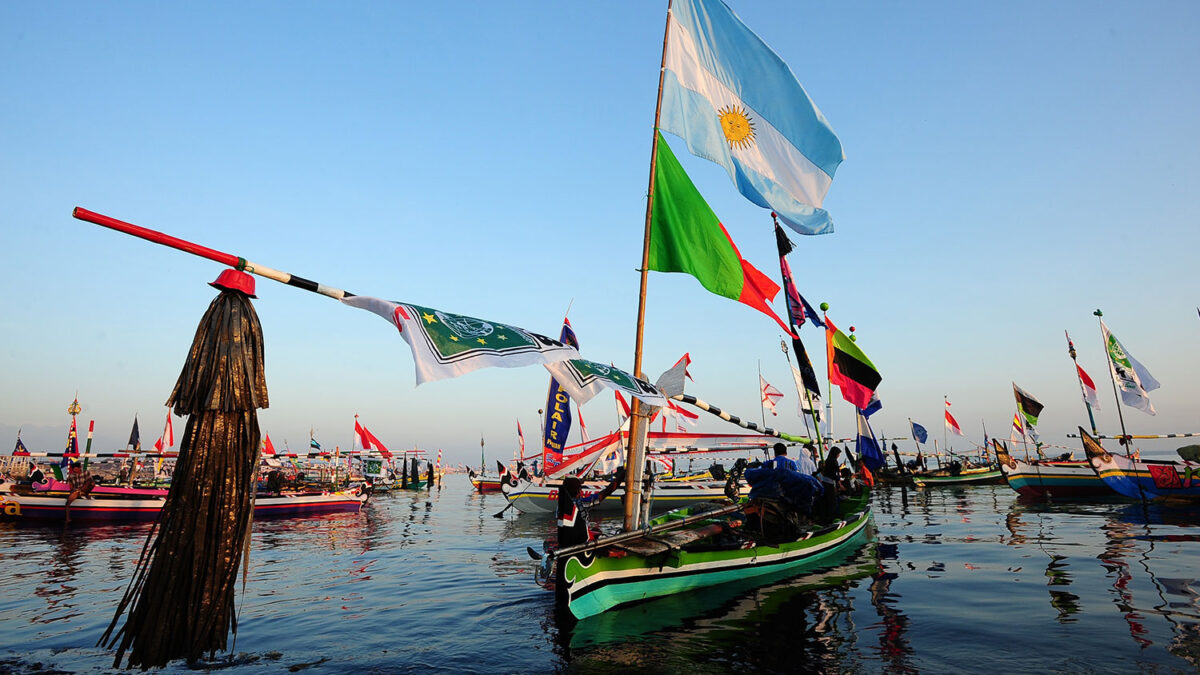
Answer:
[1080,428,1200,501]
[911,463,1003,488]
[0,484,367,522]
[993,439,1112,499]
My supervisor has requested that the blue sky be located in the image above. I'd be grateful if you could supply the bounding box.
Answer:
[2,1,1198,464]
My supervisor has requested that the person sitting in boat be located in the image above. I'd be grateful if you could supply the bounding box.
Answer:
[767,443,798,472]
[556,472,624,550]
[65,460,95,505]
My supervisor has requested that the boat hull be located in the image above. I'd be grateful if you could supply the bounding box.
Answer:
[0,489,367,522]
[471,477,503,493]
[912,467,1003,487]
[1086,451,1200,501]
[998,457,1112,498]
[561,500,872,619]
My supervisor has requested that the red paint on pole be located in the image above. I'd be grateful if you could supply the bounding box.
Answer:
[73,207,240,269]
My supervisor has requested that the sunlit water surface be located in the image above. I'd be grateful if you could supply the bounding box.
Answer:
[1,480,1198,673]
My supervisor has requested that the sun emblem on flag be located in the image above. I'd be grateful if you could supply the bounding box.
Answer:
[717,105,756,150]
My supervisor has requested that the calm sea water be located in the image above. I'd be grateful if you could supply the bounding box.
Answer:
[1,479,1198,674]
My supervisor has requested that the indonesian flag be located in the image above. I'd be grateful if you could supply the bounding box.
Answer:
[666,399,699,432]
[760,375,784,416]
[944,401,964,436]
[354,417,371,451]
[153,411,174,453]
[1077,364,1102,411]
[262,433,276,456]
[365,427,391,459]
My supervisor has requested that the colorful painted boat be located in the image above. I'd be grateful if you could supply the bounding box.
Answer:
[469,475,504,493]
[502,476,743,515]
[994,441,1112,498]
[0,486,367,522]
[911,464,1003,487]
[1080,428,1200,501]
[552,493,872,619]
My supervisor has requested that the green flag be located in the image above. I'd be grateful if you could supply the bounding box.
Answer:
[650,133,791,334]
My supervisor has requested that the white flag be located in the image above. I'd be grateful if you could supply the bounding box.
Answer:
[1101,320,1160,415]
[790,365,822,420]
[342,296,578,384]
[760,375,783,416]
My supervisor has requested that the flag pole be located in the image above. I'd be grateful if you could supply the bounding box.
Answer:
[625,0,674,532]
[1094,310,1131,451]
[821,303,833,462]
[1066,330,1099,436]
[943,395,949,462]
[780,338,813,439]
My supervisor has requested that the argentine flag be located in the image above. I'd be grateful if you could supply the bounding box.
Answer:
[661,0,844,235]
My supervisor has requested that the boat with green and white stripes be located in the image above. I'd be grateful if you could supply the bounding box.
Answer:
[545,491,872,619]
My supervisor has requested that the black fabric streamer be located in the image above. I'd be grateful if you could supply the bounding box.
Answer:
[101,288,268,669]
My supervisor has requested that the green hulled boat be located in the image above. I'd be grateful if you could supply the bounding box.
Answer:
[552,492,872,619]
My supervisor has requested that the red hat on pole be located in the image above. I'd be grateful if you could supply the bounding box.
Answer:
[209,269,256,298]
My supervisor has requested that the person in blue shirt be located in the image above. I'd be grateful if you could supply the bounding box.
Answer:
[767,443,798,472]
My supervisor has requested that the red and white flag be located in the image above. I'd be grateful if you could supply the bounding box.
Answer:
[944,401,964,436]
[615,390,632,427]
[153,411,174,453]
[1076,364,1102,411]
[354,416,372,451]
[760,376,783,416]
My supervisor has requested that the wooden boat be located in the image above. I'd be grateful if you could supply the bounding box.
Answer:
[550,491,871,619]
[994,440,1112,498]
[911,463,1003,487]
[0,484,368,522]
[502,474,743,515]
[469,474,504,493]
[1080,428,1200,501]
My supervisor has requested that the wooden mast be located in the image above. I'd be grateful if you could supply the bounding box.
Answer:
[625,0,674,532]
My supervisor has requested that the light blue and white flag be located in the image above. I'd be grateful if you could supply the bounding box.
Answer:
[661,0,845,235]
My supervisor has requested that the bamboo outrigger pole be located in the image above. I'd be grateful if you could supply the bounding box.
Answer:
[625,0,674,532]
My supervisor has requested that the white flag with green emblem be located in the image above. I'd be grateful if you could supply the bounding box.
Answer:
[342,296,578,384]
[1100,320,1160,415]
[544,359,668,408]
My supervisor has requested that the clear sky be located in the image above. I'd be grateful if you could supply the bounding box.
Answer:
[2,1,1198,465]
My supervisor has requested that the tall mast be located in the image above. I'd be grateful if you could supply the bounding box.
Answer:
[1094,310,1130,446]
[625,0,674,532]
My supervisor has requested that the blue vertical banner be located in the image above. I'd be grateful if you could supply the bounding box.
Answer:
[543,318,579,472]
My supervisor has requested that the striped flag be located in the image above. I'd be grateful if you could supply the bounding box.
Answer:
[825,317,882,409]
[153,411,173,453]
[1013,384,1045,430]
[661,0,844,234]
[1076,364,1101,411]
[944,401,964,437]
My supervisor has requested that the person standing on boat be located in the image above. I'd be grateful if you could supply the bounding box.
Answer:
[556,472,623,549]
[767,443,798,472]
[818,447,842,522]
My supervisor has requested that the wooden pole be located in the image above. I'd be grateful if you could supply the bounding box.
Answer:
[625,0,673,532]
[1094,310,1131,451]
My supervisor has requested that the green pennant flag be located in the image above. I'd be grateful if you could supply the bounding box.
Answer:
[650,132,791,335]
